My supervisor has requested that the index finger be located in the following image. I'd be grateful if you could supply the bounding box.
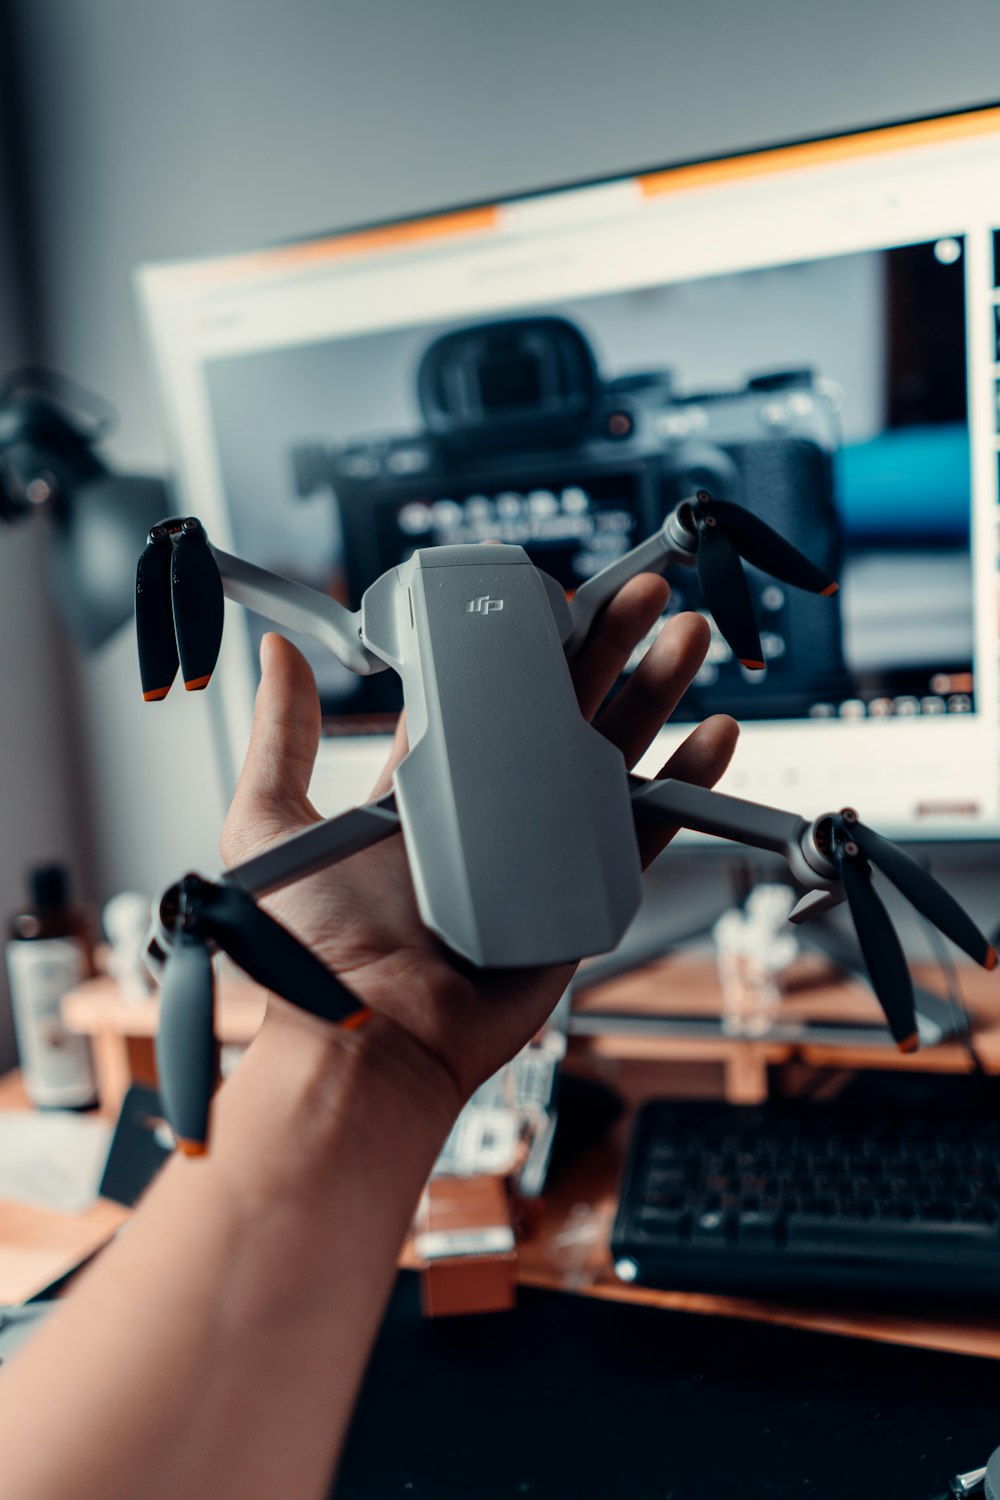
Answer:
[568,573,670,720]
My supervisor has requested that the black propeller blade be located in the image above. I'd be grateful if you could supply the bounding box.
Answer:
[156,933,217,1153]
[815,810,996,1054]
[696,491,838,597]
[834,831,919,1052]
[135,516,224,699]
[695,514,764,669]
[135,528,178,701]
[153,874,371,1150]
[198,881,370,1030]
[685,489,839,669]
[843,812,997,972]
[171,519,224,691]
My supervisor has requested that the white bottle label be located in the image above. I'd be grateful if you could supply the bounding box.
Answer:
[6,938,97,1107]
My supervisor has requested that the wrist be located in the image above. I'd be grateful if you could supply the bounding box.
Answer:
[207,1000,463,1213]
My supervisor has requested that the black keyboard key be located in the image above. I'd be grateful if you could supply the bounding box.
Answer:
[785,1213,1000,1259]
[736,1211,781,1248]
[636,1206,690,1242]
[692,1210,730,1246]
[645,1166,687,1189]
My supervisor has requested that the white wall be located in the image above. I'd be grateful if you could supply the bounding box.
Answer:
[8,0,1000,936]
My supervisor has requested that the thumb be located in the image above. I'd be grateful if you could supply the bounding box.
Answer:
[222,633,321,864]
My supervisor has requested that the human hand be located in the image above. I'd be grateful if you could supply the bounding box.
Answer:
[221,576,738,1116]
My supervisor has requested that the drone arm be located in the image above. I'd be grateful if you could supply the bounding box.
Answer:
[564,507,696,656]
[629,776,835,894]
[221,793,401,900]
[210,546,386,677]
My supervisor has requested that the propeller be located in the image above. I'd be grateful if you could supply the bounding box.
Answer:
[171,520,224,690]
[844,813,996,971]
[835,838,918,1052]
[698,493,839,596]
[156,933,216,1152]
[695,516,764,670]
[689,489,838,670]
[135,517,224,699]
[821,809,997,1052]
[155,874,372,1150]
[135,527,178,701]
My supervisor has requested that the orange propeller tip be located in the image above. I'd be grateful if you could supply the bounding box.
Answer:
[896,1032,920,1055]
[142,687,171,702]
[177,1138,208,1158]
[184,675,212,692]
[340,1006,376,1033]
[740,659,766,671]
[985,946,998,972]
[821,582,840,597]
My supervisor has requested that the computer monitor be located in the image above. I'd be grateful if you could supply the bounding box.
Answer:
[138,103,1000,841]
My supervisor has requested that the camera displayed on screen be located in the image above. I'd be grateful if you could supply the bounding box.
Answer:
[292,315,846,718]
[204,237,972,729]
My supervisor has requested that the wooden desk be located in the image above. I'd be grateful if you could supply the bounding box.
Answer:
[517,1107,1000,1363]
[60,954,1000,1357]
[0,1073,129,1304]
[532,952,1000,1359]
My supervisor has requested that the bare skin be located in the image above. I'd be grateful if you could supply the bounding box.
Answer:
[0,574,737,1499]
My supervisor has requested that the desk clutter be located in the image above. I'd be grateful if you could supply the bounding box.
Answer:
[36,948,1000,1355]
[0,1111,111,1215]
[5,941,1000,1354]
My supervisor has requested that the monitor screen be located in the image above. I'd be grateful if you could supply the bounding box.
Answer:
[138,105,1000,839]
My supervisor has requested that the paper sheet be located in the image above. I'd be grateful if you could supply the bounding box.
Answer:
[0,1111,112,1214]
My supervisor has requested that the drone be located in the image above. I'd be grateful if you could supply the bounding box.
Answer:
[135,489,996,1153]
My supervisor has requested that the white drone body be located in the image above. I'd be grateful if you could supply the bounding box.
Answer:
[209,516,828,970]
[345,544,640,966]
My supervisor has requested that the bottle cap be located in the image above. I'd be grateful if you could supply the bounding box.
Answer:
[29,863,70,910]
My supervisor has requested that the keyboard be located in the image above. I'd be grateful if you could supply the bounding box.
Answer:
[611,1093,1000,1306]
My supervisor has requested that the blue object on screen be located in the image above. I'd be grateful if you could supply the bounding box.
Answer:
[836,424,970,540]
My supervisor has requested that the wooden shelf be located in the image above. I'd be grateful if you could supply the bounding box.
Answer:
[61,950,1000,1113]
[61,972,268,1114]
[568,951,1000,1101]
[62,972,267,1044]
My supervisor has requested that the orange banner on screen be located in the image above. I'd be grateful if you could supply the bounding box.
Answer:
[167,205,500,286]
[639,105,1000,198]
[263,206,499,268]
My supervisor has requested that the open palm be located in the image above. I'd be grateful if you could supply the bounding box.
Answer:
[220,574,738,1108]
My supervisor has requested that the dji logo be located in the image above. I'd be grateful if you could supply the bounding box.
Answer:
[466,595,504,615]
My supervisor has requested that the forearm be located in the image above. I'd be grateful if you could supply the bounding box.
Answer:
[0,1008,459,1500]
